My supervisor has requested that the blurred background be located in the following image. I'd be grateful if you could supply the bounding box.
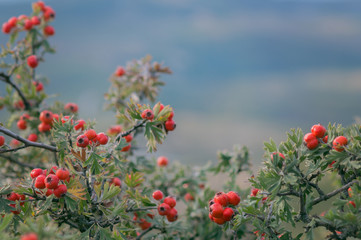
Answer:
[1,0,361,167]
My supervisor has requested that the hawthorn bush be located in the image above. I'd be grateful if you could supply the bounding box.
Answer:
[0,2,360,240]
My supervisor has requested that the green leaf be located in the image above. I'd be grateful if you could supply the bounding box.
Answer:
[37,195,54,215]
[91,158,102,175]
[101,182,121,201]
[0,214,13,232]
[64,195,78,212]
[115,138,128,151]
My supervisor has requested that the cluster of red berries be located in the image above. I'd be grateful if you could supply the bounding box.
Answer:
[31,166,69,198]
[303,124,348,153]
[7,192,26,215]
[141,104,176,132]
[303,124,328,150]
[20,233,38,240]
[76,129,109,148]
[208,191,240,225]
[152,190,178,222]
[2,1,55,35]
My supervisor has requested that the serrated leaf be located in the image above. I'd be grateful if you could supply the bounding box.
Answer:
[102,182,121,201]
[0,214,13,232]
[67,187,87,200]
[115,138,128,151]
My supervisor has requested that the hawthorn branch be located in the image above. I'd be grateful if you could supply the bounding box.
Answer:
[0,72,31,110]
[115,119,147,142]
[311,180,358,206]
[0,125,58,153]
[0,155,38,169]
[126,206,158,212]
[136,225,162,240]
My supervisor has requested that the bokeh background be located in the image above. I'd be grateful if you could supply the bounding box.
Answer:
[1,0,361,167]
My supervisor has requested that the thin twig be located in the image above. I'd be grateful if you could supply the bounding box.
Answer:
[115,119,147,142]
[0,72,31,110]
[0,125,58,152]
[311,180,358,206]
[0,155,38,169]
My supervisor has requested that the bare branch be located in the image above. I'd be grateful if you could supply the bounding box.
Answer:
[0,125,58,152]
[115,119,147,142]
[0,72,31,110]
[0,154,38,169]
[311,180,359,206]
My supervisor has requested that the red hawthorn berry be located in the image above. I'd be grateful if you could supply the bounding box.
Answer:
[210,202,224,218]
[214,192,229,207]
[7,192,20,202]
[157,203,171,216]
[77,134,89,148]
[30,168,43,179]
[166,207,178,222]
[157,156,168,167]
[108,125,122,135]
[208,199,215,207]
[20,113,30,121]
[115,66,125,77]
[311,124,326,138]
[24,19,33,30]
[152,190,164,201]
[333,136,348,152]
[45,189,53,196]
[213,217,226,225]
[52,113,59,122]
[61,116,73,124]
[44,25,55,36]
[165,119,176,131]
[348,187,353,198]
[110,177,121,187]
[184,193,195,202]
[45,174,59,189]
[27,55,38,68]
[8,17,17,27]
[18,15,27,21]
[10,139,20,147]
[0,135,5,146]
[38,122,51,132]
[167,111,174,120]
[121,144,131,152]
[96,132,108,145]
[124,134,133,143]
[141,109,154,120]
[56,168,70,180]
[35,175,46,189]
[53,184,67,198]
[348,200,356,208]
[32,81,43,91]
[199,183,205,189]
[163,196,176,208]
[74,119,86,131]
[251,188,259,197]
[85,129,97,140]
[49,166,58,175]
[323,135,328,143]
[35,1,46,11]
[39,110,54,123]
[223,207,234,221]
[31,16,40,25]
[28,133,38,142]
[64,102,78,113]
[43,6,55,21]
[262,197,268,204]
[227,191,241,206]
[17,119,27,130]
[209,213,214,221]
[2,22,12,34]
[271,152,285,161]
[303,133,316,143]
[139,219,151,230]
[307,139,319,150]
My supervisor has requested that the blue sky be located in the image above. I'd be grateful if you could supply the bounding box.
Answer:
[1,0,361,165]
